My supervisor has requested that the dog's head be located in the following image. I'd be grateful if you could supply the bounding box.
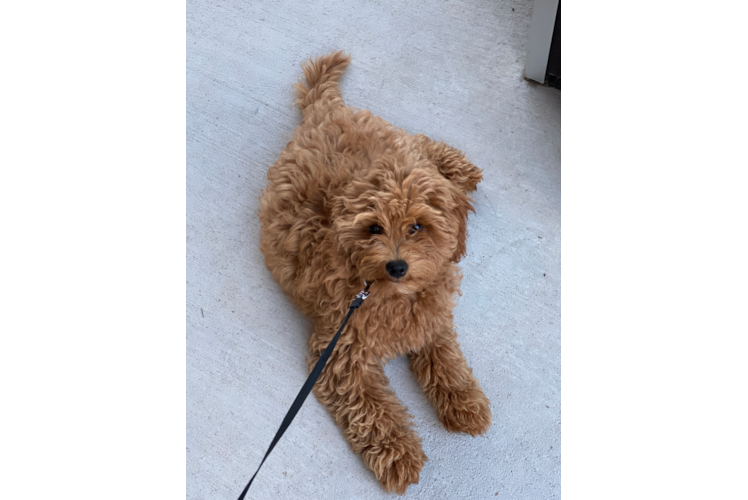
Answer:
[332,153,481,296]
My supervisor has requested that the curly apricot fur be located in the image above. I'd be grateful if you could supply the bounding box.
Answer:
[259,51,491,494]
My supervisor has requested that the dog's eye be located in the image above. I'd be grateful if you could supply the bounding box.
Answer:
[369,225,383,235]
[408,223,423,235]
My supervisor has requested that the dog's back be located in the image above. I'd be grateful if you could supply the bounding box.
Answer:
[259,52,354,303]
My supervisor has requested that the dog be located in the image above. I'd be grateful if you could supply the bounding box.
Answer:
[259,51,491,494]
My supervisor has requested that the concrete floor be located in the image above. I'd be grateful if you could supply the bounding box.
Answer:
[187,1,560,498]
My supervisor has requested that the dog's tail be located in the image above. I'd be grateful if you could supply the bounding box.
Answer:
[294,50,351,112]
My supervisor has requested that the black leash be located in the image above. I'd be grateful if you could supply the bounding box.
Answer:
[236,282,372,500]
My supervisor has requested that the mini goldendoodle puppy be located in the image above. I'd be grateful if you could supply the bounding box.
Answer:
[259,51,491,494]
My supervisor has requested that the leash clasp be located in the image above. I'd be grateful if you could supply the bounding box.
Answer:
[358,280,372,299]
[350,281,372,309]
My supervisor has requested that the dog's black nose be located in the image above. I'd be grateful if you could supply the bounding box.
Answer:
[386,260,408,279]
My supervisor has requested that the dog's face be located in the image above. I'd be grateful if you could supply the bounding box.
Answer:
[333,162,474,296]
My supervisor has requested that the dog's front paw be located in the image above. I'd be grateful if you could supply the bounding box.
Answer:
[439,386,492,436]
[363,433,427,494]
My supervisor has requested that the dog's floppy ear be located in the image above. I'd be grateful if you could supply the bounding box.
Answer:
[416,135,482,262]
[446,187,474,263]
[415,134,483,194]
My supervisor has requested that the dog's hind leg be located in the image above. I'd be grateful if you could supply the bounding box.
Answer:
[309,331,427,494]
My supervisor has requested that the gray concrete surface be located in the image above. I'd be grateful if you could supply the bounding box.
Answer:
[187,0,560,498]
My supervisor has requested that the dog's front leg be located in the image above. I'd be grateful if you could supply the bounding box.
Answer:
[408,328,492,436]
[309,340,427,494]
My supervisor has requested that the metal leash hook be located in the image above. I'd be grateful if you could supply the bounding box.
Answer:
[351,280,372,309]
